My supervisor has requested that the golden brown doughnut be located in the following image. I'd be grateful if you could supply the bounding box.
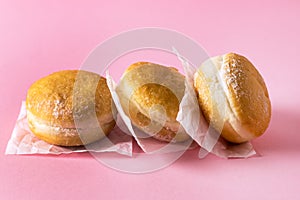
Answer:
[116,62,190,143]
[26,70,116,146]
[194,53,271,143]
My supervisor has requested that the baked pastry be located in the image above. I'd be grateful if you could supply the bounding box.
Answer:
[116,62,190,143]
[26,70,116,146]
[194,53,271,143]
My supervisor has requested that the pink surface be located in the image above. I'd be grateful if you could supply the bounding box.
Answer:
[0,0,299,199]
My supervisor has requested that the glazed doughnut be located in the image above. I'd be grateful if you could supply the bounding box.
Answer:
[26,70,116,146]
[116,62,190,143]
[194,53,271,143]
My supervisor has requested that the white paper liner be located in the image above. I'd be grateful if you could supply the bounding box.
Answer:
[5,102,133,156]
[106,71,198,154]
[174,49,257,158]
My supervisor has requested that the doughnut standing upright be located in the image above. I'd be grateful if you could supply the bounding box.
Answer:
[194,53,271,143]
[116,62,191,143]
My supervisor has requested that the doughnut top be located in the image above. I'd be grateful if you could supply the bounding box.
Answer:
[26,70,115,127]
[117,62,185,123]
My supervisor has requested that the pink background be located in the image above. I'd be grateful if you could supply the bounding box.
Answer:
[1,0,300,199]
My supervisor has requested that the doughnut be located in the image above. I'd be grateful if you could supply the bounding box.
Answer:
[116,62,190,143]
[26,70,116,146]
[194,53,271,143]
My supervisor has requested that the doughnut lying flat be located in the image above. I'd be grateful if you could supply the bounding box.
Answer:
[26,70,116,146]
[194,53,271,143]
[116,62,190,143]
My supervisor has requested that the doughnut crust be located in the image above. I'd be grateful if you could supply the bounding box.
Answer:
[116,62,190,143]
[26,70,116,146]
[194,53,271,143]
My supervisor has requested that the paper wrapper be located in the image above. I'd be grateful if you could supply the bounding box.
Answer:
[106,72,198,154]
[5,102,133,156]
[174,50,257,158]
